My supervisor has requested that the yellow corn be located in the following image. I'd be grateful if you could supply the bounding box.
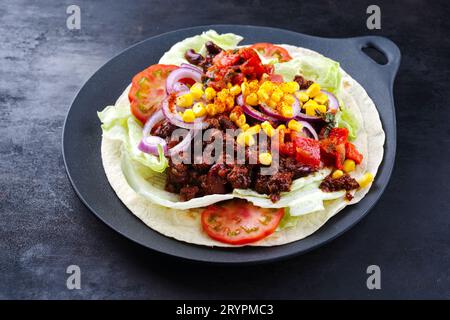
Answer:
[236,114,246,127]
[288,119,303,132]
[182,109,195,122]
[230,85,241,96]
[237,132,255,146]
[257,89,270,102]
[204,87,216,101]
[303,99,318,109]
[295,91,310,103]
[246,124,261,135]
[259,152,272,165]
[225,96,235,110]
[206,103,216,116]
[217,89,229,103]
[261,121,275,137]
[176,93,194,108]
[332,170,344,179]
[281,81,299,94]
[282,94,295,105]
[277,124,286,131]
[358,172,374,188]
[241,81,250,95]
[317,104,327,114]
[314,92,328,105]
[241,123,250,131]
[192,102,206,117]
[189,83,204,99]
[271,91,283,103]
[245,93,258,106]
[248,80,259,91]
[281,104,293,118]
[343,159,356,173]
[306,83,321,98]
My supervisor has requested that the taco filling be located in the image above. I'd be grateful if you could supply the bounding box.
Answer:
[98,30,381,246]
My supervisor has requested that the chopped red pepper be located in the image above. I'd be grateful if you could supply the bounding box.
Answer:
[345,142,363,164]
[293,135,321,168]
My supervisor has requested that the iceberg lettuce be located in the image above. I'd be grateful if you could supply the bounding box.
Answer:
[159,30,243,66]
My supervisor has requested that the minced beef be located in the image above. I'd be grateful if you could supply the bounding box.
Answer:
[294,75,314,90]
[319,174,360,192]
[253,171,294,202]
[227,165,252,189]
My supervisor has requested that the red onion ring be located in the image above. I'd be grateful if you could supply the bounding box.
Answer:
[166,66,202,94]
[297,120,319,140]
[321,90,339,113]
[161,95,208,129]
[180,63,203,73]
[138,136,168,155]
[259,96,300,120]
[142,109,164,136]
[236,95,279,122]
[167,129,196,157]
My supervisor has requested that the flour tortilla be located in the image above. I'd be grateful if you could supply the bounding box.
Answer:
[100,45,385,247]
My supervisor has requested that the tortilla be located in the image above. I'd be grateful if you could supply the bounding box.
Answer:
[100,45,385,247]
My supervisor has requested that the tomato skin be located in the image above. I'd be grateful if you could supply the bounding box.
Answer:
[345,142,363,164]
[249,43,293,62]
[201,200,284,245]
[320,128,353,169]
[328,127,349,144]
[293,136,321,168]
[128,64,178,123]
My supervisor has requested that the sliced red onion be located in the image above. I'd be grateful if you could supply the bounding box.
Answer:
[167,129,195,157]
[297,120,319,140]
[236,95,279,122]
[259,96,300,120]
[180,63,203,73]
[321,90,339,113]
[161,96,208,129]
[166,66,202,94]
[142,109,164,136]
[138,136,168,155]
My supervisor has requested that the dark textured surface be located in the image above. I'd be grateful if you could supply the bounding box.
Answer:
[1,0,449,299]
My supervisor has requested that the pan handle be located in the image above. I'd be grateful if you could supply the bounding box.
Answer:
[350,36,401,82]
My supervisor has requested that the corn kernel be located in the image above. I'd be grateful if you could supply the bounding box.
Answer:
[314,92,328,105]
[241,123,250,131]
[260,81,273,92]
[332,170,344,179]
[192,102,206,117]
[241,81,250,95]
[303,99,318,109]
[267,99,277,108]
[204,87,216,101]
[216,102,226,114]
[230,85,241,96]
[281,104,293,118]
[227,82,232,89]
[206,103,216,116]
[247,124,261,135]
[236,114,246,127]
[237,132,255,146]
[277,124,286,131]
[271,91,283,103]
[225,96,235,110]
[245,93,258,106]
[217,89,229,103]
[286,81,300,93]
[343,159,356,173]
[182,109,196,122]
[176,93,194,108]
[257,89,270,102]
[288,119,303,132]
[305,105,317,116]
[230,111,238,122]
[295,91,310,103]
[317,104,327,114]
[259,152,272,165]
[358,172,374,188]
[248,80,259,91]
[282,94,295,105]
[189,83,204,99]
[261,121,275,137]
[306,83,321,98]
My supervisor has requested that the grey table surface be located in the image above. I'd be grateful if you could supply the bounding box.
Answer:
[1,0,450,299]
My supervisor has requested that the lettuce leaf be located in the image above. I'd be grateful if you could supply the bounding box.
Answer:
[159,30,243,66]
[98,104,168,173]
[336,105,359,141]
[274,55,342,94]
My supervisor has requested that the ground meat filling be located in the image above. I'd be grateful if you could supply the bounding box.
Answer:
[319,174,360,201]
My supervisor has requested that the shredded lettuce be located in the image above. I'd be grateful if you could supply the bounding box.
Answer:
[98,104,168,173]
[159,30,243,66]
[336,105,359,141]
[274,55,342,94]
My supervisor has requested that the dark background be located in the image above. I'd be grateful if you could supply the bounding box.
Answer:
[1,0,449,299]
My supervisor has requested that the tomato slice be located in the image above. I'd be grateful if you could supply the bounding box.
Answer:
[201,200,284,245]
[249,43,292,62]
[128,64,178,123]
